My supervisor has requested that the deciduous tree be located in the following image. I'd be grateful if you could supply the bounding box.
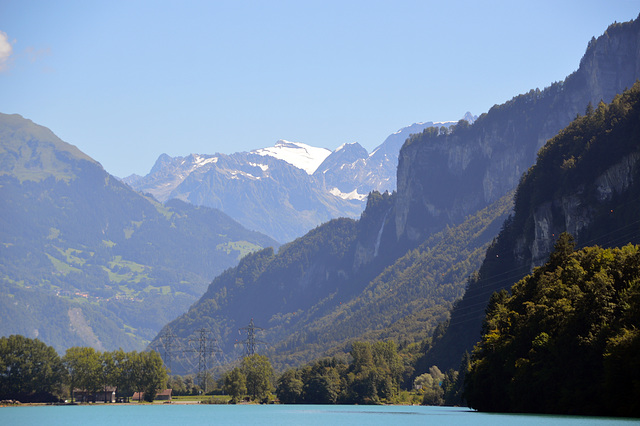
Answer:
[223,367,246,403]
[241,354,273,401]
[0,335,65,402]
[63,346,101,402]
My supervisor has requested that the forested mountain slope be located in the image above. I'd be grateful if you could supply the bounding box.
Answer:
[153,190,512,372]
[0,113,277,352]
[425,81,640,372]
[465,236,640,416]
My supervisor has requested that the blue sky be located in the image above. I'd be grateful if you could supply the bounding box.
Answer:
[0,1,638,178]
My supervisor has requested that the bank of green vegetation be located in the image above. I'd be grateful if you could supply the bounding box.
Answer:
[465,235,640,417]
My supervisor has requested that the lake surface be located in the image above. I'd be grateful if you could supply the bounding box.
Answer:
[1,404,638,425]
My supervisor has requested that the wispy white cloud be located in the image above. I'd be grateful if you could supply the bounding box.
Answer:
[0,30,13,71]
[25,46,51,63]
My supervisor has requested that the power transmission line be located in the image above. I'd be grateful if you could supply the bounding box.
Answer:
[184,328,221,392]
[238,318,266,357]
[156,328,177,373]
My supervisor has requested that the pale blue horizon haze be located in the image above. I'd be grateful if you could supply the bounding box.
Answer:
[0,1,638,178]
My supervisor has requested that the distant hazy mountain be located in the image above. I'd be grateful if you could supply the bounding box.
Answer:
[0,113,278,352]
[124,117,471,243]
[123,142,362,244]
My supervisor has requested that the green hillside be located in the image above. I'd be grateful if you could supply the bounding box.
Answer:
[0,113,278,352]
[466,237,640,417]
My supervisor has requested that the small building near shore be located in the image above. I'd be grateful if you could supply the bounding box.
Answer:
[131,389,172,402]
[73,387,116,403]
[156,389,172,401]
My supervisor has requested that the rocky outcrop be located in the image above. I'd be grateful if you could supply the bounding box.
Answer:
[526,152,639,267]
[596,152,640,200]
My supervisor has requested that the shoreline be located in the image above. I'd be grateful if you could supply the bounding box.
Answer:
[1,400,205,407]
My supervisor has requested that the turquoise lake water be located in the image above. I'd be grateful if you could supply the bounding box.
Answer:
[1,404,638,425]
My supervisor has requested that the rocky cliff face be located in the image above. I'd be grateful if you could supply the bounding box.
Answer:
[525,152,640,267]
[356,118,470,194]
[581,21,640,106]
[395,16,640,246]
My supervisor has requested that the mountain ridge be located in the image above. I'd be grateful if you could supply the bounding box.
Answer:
[394,15,640,247]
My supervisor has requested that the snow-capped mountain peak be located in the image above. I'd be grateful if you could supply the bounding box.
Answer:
[127,115,469,243]
[253,140,331,175]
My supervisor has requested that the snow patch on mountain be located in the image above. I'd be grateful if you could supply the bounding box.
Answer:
[194,155,218,167]
[230,169,259,180]
[249,162,269,171]
[330,187,367,201]
[253,140,331,175]
[368,115,475,158]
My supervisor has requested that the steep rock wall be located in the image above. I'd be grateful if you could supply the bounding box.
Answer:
[526,152,639,267]
[395,16,640,245]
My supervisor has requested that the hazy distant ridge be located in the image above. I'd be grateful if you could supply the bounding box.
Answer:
[124,118,469,242]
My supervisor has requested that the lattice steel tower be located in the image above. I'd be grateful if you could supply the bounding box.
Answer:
[186,328,221,392]
[157,328,177,373]
[239,318,266,357]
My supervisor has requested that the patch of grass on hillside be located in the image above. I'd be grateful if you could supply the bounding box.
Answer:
[103,257,151,284]
[1,277,25,288]
[118,285,136,298]
[123,227,134,239]
[143,285,171,295]
[47,227,60,240]
[109,256,146,273]
[123,324,139,339]
[54,247,89,266]
[46,253,82,275]
[102,266,128,283]
[151,198,174,220]
[123,220,144,239]
[216,240,263,260]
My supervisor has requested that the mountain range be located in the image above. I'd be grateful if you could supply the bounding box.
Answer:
[151,15,640,373]
[2,13,639,381]
[124,115,473,243]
